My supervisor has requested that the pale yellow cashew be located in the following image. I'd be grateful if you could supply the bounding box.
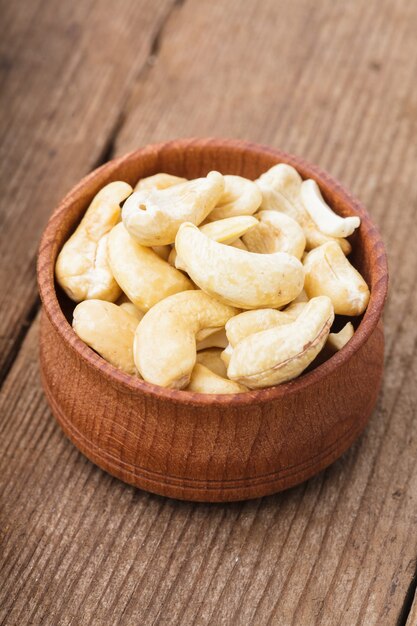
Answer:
[196,328,228,350]
[292,288,309,303]
[55,181,132,302]
[134,290,239,389]
[304,241,370,315]
[327,321,354,352]
[175,222,304,309]
[73,300,139,375]
[207,175,262,220]
[196,349,228,378]
[225,309,296,348]
[170,215,258,269]
[256,164,351,254]
[200,215,258,243]
[227,296,334,389]
[134,172,187,192]
[187,363,247,394]
[108,223,193,312]
[242,210,306,259]
[122,171,224,246]
[222,305,307,367]
[301,179,360,238]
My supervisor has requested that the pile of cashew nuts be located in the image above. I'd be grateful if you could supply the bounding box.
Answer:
[55,164,370,393]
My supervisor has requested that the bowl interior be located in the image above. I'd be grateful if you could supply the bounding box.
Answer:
[38,138,388,405]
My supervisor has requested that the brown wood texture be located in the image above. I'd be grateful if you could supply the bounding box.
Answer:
[1,0,417,623]
[37,138,387,502]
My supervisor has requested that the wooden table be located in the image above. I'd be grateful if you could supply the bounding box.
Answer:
[1,1,416,624]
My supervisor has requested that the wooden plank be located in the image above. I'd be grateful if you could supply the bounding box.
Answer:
[0,0,175,381]
[1,0,417,624]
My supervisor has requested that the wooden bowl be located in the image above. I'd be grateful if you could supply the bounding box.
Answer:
[37,138,388,502]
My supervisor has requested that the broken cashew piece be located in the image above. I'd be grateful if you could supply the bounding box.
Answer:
[134,173,187,192]
[256,164,351,254]
[73,300,139,375]
[55,181,132,302]
[108,223,193,312]
[122,171,224,246]
[187,363,247,394]
[227,296,334,389]
[301,179,360,238]
[304,241,370,315]
[327,321,354,352]
[242,210,306,259]
[175,222,304,309]
[134,290,239,388]
[207,175,262,220]
[196,349,228,378]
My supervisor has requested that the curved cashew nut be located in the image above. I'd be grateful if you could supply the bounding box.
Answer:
[122,171,224,246]
[134,172,187,192]
[225,308,296,348]
[187,363,247,394]
[108,223,193,312]
[175,222,304,309]
[196,349,228,378]
[301,179,360,238]
[227,296,334,388]
[304,241,370,315]
[207,175,262,220]
[170,215,258,269]
[200,215,258,243]
[242,210,306,259]
[73,300,139,375]
[327,321,354,352]
[55,181,132,302]
[256,164,351,254]
[222,305,307,366]
[134,290,239,388]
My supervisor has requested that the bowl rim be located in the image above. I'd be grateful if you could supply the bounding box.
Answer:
[37,137,388,406]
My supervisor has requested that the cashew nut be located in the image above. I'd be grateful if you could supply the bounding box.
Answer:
[227,296,334,388]
[122,171,224,246]
[242,210,306,259]
[301,179,360,237]
[134,173,187,192]
[200,215,258,243]
[207,175,262,220]
[256,164,351,254]
[170,215,258,269]
[134,290,239,388]
[196,328,228,350]
[55,181,132,302]
[108,222,193,312]
[225,309,296,348]
[327,321,354,352]
[229,238,248,251]
[175,222,304,309]
[196,349,228,377]
[73,300,139,375]
[186,363,248,394]
[304,241,370,315]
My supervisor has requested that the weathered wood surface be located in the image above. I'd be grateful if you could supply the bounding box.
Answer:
[1,0,417,624]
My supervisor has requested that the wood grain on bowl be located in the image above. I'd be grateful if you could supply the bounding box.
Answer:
[37,138,388,502]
